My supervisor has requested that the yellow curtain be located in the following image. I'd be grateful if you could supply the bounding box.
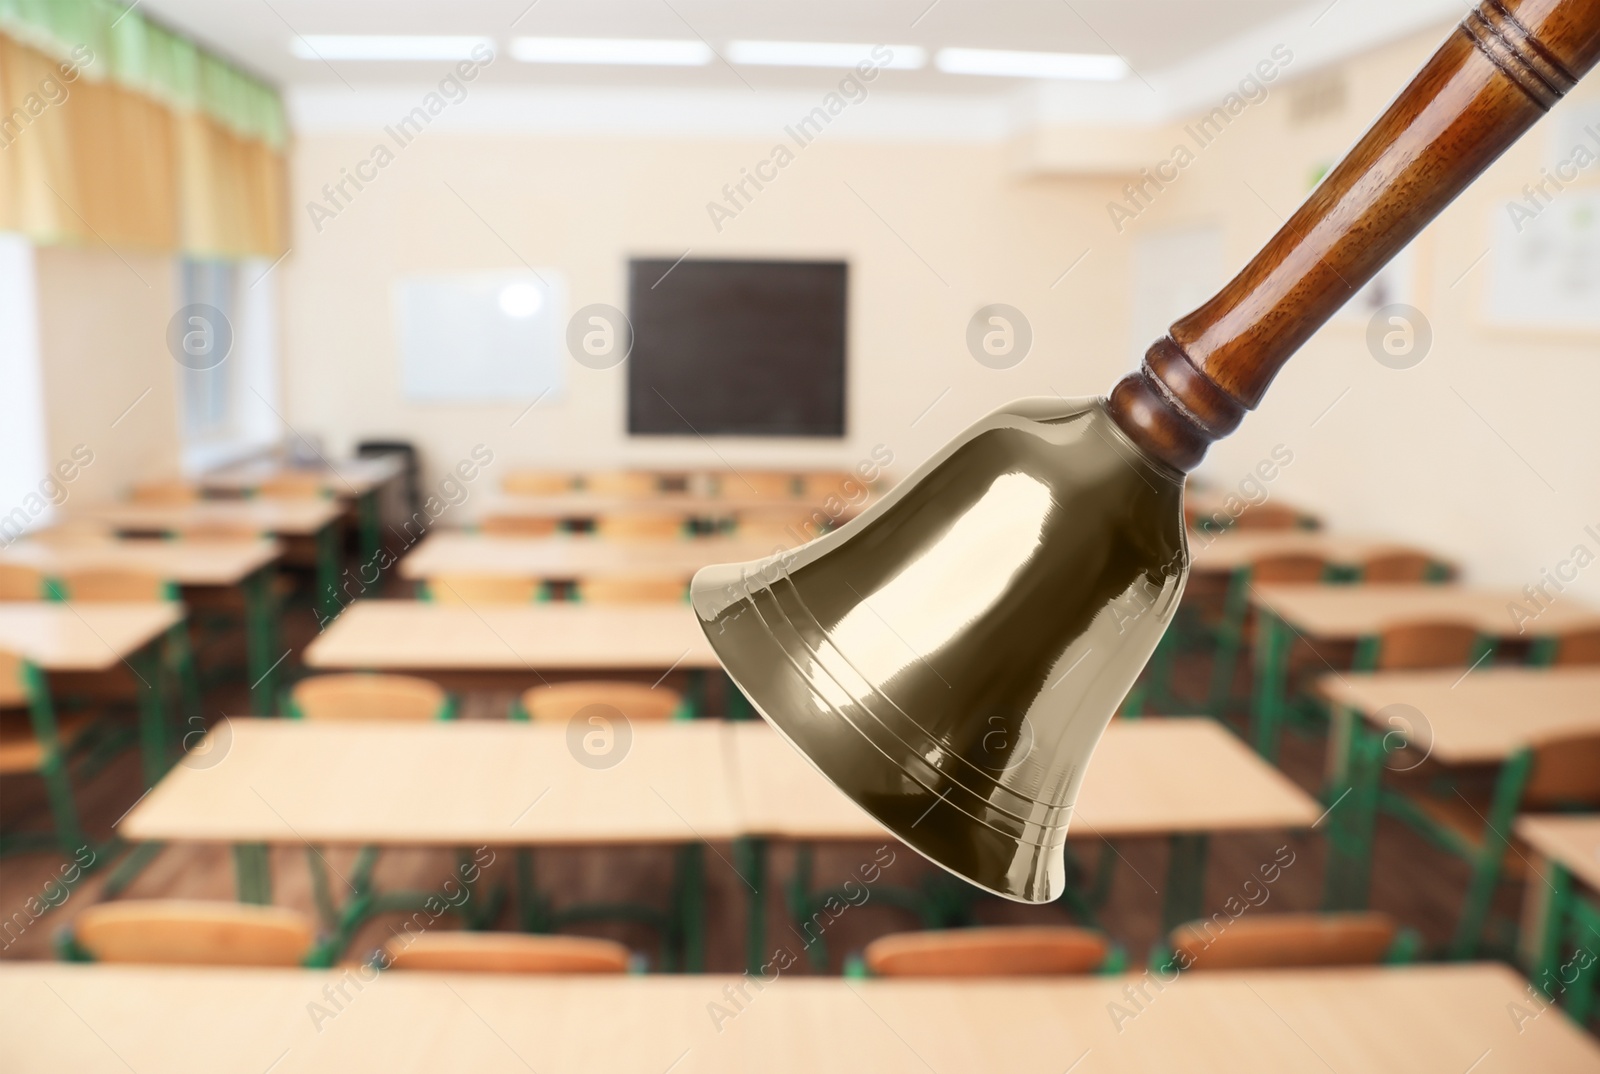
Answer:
[0,33,286,258]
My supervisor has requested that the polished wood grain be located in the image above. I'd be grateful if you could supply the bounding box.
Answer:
[730,718,1320,839]
[1251,583,1600,639]
[1109,0,1600,469]
[0,537,280,586]
[0,602,181,670]
[3,963,1594,1073]
[304,601,719,671]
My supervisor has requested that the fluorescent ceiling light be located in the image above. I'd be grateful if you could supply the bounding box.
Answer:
[510,37,712,66]
[290,36,493,61]
[935,48,1126,80]
[726,41,925,70]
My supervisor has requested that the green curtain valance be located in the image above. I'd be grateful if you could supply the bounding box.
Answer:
[0,0,285,147]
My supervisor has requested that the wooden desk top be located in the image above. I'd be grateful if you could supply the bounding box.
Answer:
[123,719,742,846]
[80,499,343,537]
[304,601,720,671]
[398,533,790,580]
[4,963,1591,1073]
[199,455,404,497]
[1316,668,1600,765]
[484,493,862,519]
[1516,814,1600,894]
[0,602,182,670]
[0,537,281,586]
[1187,531,1441,573]
[1251,583,1600,639]
[1184,485,1319,528]
[732,718,1321,839]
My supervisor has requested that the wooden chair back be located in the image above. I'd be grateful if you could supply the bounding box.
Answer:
[56,568,173,603]
[380,932,630,973]
[72,900,314,966]
[0,565,45,601]
[575,574,687,604]
[1524,730,1600,809]
[131,480,199,504]
[1375,620,1481,670]
[503,471,574,495]
[863,927,1109,978]
[595,512,686,541]
[1359,551,1438,583]
[257,473,329,499]
[520,681,682,723]
[426,574,541,605]
[1550,627,1600,667]
[584,471,662,497]
[291,673,448,722]
[0,650,28,709]
[1169,912,1398,970]
[720,471,797,499]
[1230,503,1306,531]
[481,514,560,537]
[181,524,263,542]
[1250,553,1328,584]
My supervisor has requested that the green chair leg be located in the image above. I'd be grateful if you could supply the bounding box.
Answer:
[1161,834,1209,933]
[1448,749,1533,960]
[21,663,88,855]
[234,843,273,904]
[1206,569,1251,717]
[1250,611,1292,761]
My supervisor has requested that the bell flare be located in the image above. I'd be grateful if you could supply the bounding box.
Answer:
[691,396,1187,904]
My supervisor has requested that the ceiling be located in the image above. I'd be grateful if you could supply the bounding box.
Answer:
[139,0,1324,94]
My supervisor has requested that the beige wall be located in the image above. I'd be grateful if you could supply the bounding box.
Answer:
[35,244,182,506]
[279,135,1130,498]
[1120,26,1600,605]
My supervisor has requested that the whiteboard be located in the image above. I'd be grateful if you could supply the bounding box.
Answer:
[1486,191,1600,332]
[395,271,566,401]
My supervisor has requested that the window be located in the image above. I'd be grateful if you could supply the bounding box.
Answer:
[175,257,281,472]
[178,259,238,440]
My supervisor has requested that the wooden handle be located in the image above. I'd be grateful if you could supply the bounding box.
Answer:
[1108,0,1600,471]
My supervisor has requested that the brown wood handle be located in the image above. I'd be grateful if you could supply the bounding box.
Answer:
[1108,0,1600,471]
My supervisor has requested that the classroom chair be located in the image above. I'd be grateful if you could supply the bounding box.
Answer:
[1198,553,1332,717]
[257,473,331,499]
[424,574,543,604]
[289,673,453,722]
[516,681,684,722]
[574,574,688,604]
[1355,620,1488,671]
[859,927,1115,978]
[1229,503,1312,531]
[1534,626,1600,666]
[480,514,560,537]
[130,479,200,504]
[1384,728,1600,958]
[0,564,46,600]
[0,648,97,855]
[595,512,687,541]
[59,900,316,966]
[719,471,798,499]
[1159,912,1417,971]
[1358,551,1448,583]
[180,523,265,542]
[583,471,662,497]
[377,931,633,973]
[502,471,575,495]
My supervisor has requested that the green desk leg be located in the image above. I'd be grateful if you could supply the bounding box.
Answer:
[22,664,88,855]
[674,844,707,973]
[515,849,552,934]
[1205,569,1251,717]
[1161,834,1208,933]
[242,566,281,713]
[1323,724,1382,911]
[735,837,768,975]
[1566,898,1600,1023]
[1251,611,1292,761]
[101,842,164,897]
[356,490,382,566]
[315,521,342,623]
[131,641,169,787]
[1522,861,1572,999]
[234,843,272,904]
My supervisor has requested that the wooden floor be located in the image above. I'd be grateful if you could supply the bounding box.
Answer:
[0,589,1536,983]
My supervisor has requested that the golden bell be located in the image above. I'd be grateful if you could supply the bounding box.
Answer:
[691,396,1186,902]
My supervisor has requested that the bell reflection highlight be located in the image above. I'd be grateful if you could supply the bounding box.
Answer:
[691,396,1188,903]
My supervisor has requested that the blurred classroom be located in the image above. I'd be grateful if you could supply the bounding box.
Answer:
[2,0,1599,1070]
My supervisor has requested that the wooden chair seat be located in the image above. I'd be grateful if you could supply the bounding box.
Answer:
[426,574,541,604]
[71,900,315,966]
[480,514,560,537]
[502,471,575,496]
[0,564,46,601]
[520,681,682,723]
[379,931,631,973]
[575,574,687,604]
[0,710,94,774]
[1169,912,1399,970]
[863,927,1110,978]
[291,673,448,722]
